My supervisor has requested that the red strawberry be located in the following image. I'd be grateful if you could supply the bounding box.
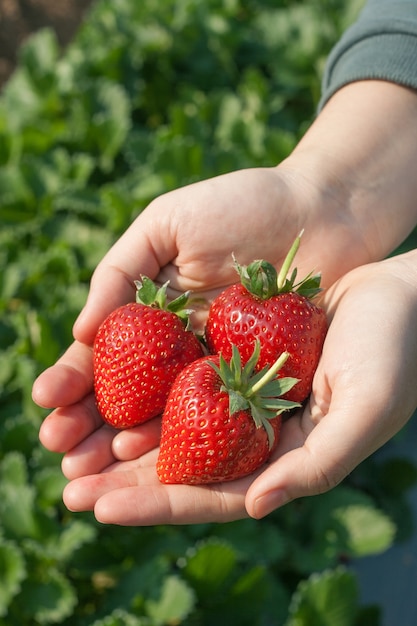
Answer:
[93,277,204,429]
[157,342,300,484]
[205,233,327,403]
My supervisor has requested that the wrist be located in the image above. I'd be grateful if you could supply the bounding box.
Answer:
[285,80,417,262]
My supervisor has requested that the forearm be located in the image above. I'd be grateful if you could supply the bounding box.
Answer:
[282,80,417,264]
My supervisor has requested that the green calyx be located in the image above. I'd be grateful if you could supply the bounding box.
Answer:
[208,341,300,449]
[234,230,322,300]
[134,276,194,327]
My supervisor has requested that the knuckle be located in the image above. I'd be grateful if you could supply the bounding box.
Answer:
[305,443,350,495]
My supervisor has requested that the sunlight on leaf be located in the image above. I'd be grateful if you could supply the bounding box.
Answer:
[286,566,359,626]
[146,575,196,625]
[0,539,27,616]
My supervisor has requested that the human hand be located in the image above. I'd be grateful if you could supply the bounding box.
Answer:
[35,249,417,524]
[33,79,417,523]
[32,159,368,474]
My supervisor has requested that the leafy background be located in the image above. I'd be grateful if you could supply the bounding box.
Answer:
[1,0,417,624]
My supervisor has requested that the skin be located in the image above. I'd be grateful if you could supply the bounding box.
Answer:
[32,80,417,525]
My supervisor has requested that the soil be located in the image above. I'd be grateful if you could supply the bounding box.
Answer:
[0,0,95,89]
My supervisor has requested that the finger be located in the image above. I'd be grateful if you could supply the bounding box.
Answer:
[73,264,138,345]
[73,207,172,345]
[63,447,255,525]
[61,423,118,480]
[39,393,103,453]
[64,467,253,525]
[63,464,158,511]
[32,341,93,408]
[245,387,414,519]
[63,449,161,509]
[94,483,247,526]
[111,417,162,461]
[106,447,160,471]
[245,410,353,518]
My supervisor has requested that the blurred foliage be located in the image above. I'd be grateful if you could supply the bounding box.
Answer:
[0,0,416,624]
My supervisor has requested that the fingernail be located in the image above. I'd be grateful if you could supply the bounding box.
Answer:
[253,489,290,519]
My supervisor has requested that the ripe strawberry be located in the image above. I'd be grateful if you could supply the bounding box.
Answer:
[157,342,300,484]
[205,233,327,403]
[93,277,204,429]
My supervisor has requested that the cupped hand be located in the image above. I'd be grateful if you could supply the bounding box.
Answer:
[33,163,368,472]
[35,249,417,525]
[35,78,417,482]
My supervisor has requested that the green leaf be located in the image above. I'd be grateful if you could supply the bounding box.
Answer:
[74,79,132,171]
[332,503,396,557]
[0,450,28,485]
[288,485,397,576]
[134,276,194,326]
[46,520,98,563]
[0,539,27,617]
[182,538,238,598]
[235,257,279,299]
[286,566,359,626]
[229,389,251,416]
[260,376,301,398]
[0,453,39,539]
[0,415,39,457]
[19,568,77,625]
[293,272,323,299]
[91,609,148,626]
[2,70,43,130]
[0,165,34,214]
[316,487,396,559]
[212,564,272,626]
[215,518,287,564]
[0,480,39,539]
[18,28,60,87]
[135,276,164,306]
[232,563,269,601]
[52,187,102,217]
[95,556,171,619]
[33,467,68,508]
[145,575,196,625]
[166,291,193,317]
[379,457,417,494]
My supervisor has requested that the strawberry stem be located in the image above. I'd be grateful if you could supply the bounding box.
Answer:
[277,229,303,290]
[233,229,322,300]
[248,351,289,397]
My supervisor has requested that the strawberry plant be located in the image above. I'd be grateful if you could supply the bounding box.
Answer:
[1,0,417,624]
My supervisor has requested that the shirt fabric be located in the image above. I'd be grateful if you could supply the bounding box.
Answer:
[319,0,417,109]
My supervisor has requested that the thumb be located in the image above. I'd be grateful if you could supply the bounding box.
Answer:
[73,210,168,345]
[244,392,404,519]
[245,412,351,519]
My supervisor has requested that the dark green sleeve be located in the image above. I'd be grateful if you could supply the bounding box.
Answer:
[319,0,417,109]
